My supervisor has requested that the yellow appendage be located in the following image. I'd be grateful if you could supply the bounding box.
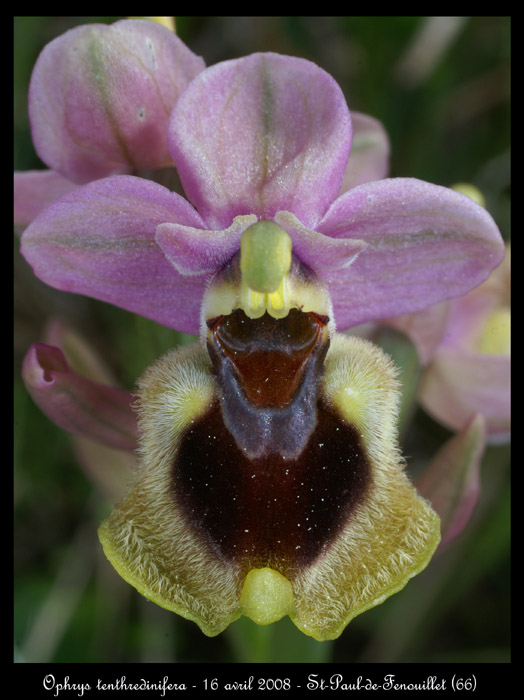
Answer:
[239,568,295,625]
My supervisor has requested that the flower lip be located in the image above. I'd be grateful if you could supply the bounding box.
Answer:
[99,334,440,640]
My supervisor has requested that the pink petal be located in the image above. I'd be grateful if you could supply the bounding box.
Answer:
[317,178,505,329]
[14,170,80,233]
[416,415,485,550]
[20,175,206,335]
[418,350,510,443]
[339,111,390,193]
[29,20,205,183]
[156,215,257,276]
[168,53,352,229]
[22,343,138,451]
[274,211,367,274]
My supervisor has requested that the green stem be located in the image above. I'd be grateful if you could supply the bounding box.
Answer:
[226,616,333,663]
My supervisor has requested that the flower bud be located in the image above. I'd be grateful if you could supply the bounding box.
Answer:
[22,342,137,452]
[29,19,204,183]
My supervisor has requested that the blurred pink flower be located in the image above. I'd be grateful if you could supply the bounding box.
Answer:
[418,247,510,443]
[14,19,205,231]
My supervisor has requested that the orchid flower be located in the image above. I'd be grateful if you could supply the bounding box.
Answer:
[23,319,138,503]
[19,29,505,642]
[419,246,510,443]
[383,200,510,445]
[14,19,204,232]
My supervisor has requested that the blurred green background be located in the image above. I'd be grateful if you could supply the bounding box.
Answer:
[14,17,510,663]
